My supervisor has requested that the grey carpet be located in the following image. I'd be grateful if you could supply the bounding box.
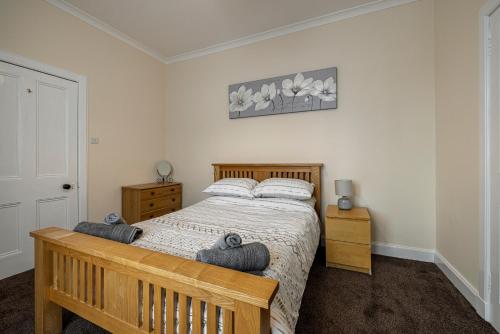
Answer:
[295,251,497,333]
[0,250,496,333]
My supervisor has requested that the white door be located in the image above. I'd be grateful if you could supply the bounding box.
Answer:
[490,5,500,331]
[0,61,79,279]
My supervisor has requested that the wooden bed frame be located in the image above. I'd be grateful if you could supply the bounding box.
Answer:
[213,163,322,215]
[31,163,322,334]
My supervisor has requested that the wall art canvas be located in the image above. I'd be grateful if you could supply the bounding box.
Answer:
[228,67,337,119]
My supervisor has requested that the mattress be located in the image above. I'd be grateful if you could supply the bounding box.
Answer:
[132,196,320,333]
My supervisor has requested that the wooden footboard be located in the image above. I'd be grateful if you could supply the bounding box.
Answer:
[31,227,279,334]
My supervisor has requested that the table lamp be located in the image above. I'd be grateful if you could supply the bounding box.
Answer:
[335,179,353,210]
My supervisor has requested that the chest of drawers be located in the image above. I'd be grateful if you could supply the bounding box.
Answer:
[122,182,182,224]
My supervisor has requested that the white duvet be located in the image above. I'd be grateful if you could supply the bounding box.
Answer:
[132,196,320,333]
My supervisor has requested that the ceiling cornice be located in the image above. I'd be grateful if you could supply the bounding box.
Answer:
[164,0,417,64]
[45,0,418,65]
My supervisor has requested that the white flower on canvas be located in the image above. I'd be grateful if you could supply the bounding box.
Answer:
[311,77,337,102]
[253,83,276,111]
[229,85,253,112]
[281,73,314,97]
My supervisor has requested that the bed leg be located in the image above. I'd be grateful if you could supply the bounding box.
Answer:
[35,239,62,334]
[234,301,270,334]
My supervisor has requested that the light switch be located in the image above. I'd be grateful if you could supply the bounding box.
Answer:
[90,137,99,144]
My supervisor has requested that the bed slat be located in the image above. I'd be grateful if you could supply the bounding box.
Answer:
[207,303,217,334]
[128,278,139,326]
[86,263,92,303]
[222,308,234,334]
[79,260,85,301]
[64,258,69,297]
[178,293,188,334]
[154,285,162,334]
[95,266,102,309]
[141,282,151,331]
[192,297,202,334]
[52,251,58,289]
[166,289,175,334]
[72,258,78,298]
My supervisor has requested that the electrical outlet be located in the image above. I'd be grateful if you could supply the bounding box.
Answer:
[90,137,99,144]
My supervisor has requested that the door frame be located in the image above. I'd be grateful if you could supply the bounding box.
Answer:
[480,0,500,323]
[0,49,88,225]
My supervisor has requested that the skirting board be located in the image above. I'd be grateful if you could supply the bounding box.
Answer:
[371,241,435,262]
[434,251,487,320]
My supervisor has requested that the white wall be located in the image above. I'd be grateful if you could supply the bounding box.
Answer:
[164,0,437,249]
[435,0,487,290]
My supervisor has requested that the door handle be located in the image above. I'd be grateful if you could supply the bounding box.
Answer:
[62,184,73,190]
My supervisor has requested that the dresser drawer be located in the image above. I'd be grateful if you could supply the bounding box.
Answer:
[140,185,181,200]
[140,194,180,213]
[325,217,370,244]
[140,207,178,221]
[326,240,371,269]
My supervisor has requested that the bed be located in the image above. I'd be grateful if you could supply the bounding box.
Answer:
[30,163,322,334]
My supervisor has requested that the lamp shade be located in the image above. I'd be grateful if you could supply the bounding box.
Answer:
[335,179,353,197]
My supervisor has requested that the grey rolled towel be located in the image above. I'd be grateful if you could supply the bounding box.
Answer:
[245,270,264,276]
[74,222,142,244]
[103,212,126,225]
[196,242,270,272]
[211,233,242,250]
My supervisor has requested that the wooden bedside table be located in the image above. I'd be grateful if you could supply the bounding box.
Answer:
[325,205,372,274]
[122,182,182,224]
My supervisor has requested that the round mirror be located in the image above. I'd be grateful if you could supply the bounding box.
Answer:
[156,161,173,182]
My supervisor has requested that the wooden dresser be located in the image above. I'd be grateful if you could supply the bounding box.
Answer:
[325,205,372,274]
[122,182,182,224]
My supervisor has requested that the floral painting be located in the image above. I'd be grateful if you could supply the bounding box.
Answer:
[228,67,337,119]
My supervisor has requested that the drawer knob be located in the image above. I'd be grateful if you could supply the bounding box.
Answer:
[170,189,174,192]
[150,215,154,218]
[172,198,176,202]
[151,191,155,195]
[149,203,154,207]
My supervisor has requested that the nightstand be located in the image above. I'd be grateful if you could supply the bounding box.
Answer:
[325,205,372,274]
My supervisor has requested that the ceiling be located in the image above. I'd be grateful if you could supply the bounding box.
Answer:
[56,0,378,61]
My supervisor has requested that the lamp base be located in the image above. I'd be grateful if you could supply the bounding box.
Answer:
[338,196,352,210]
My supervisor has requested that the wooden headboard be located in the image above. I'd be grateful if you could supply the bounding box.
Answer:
[213,163,323,215]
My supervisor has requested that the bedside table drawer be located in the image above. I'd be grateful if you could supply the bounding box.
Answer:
[325,217,370,244]
[326,240,371,269]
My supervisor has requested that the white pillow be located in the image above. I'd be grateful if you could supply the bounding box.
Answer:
[252,178,314,200]
[203,178,258,199]
[302,196,317,209]
[255,196,316,209]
